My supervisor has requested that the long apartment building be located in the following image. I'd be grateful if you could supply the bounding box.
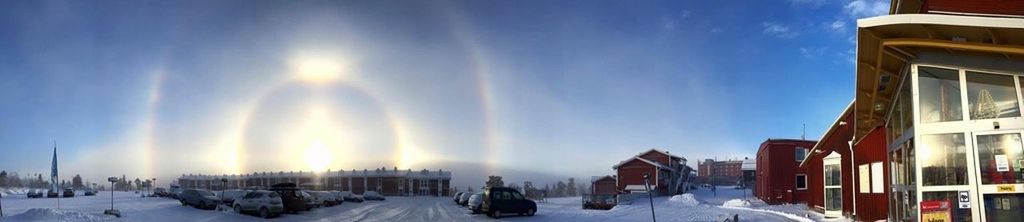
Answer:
[177,167,451,196]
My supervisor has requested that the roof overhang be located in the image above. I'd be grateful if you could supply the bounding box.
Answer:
[853,14,1024,139]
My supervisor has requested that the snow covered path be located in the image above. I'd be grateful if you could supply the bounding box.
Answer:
[0,188,820,221]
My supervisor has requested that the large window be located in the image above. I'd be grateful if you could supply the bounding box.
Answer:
[825,164,841,186]
[984,193,1024,221]
[796,174,807,190]
[976,133,1024,185]
[967,71,1021,120]
[921,133,969,186]
[919,66,963,123]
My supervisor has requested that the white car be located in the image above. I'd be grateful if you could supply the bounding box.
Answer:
[218,189,249,205]
[301,191,322,208]
[468,193,484,214]
[233,190,284,218]
[363,191,385,201]
[458,191,472,205]
[311,191,338,207]
[338,191,364,202]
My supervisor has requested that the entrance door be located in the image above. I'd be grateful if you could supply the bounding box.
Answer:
[972,130,1024,221]
[824,152,843,218]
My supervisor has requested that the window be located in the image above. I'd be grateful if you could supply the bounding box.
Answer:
[967,71,1020,119]
[975,133,1024,185]
[921,134,969,186]
[825,164,841,186]
[795,148,807,162]
[919,66,963,123]
[796,174,807,190]
[859,164,870,193]
[871,162,884,193]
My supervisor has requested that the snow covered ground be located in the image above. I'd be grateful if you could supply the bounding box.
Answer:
[0,187,830,221]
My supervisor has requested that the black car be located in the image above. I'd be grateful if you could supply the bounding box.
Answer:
[84,189,97,196]
[480,187,537,219]
[62,189,75,198]
[179,189,221,210]
[47,189,59,198]
[27,189,44,198]
[269,183,308,214]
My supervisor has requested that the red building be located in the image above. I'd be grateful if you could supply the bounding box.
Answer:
[697,158,744,185]
[612,149,690,195]
[590,175,617,195]
[754,139,817,204]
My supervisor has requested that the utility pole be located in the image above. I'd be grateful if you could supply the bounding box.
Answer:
[643,173,656,222]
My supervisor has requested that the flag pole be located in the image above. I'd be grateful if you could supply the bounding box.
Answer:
[55,141,60,210]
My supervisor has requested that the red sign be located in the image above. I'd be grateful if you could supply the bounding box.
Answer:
[921,200,952,222]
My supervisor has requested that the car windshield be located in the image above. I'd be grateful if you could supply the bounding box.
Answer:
[268,192,280,198]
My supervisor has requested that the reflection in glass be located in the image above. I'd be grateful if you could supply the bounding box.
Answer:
[900,73,913,133]
[919,67,963,123]
[976,133,1024,184]
[967,72,1020,119]
[826,188,842,211]
[920,134,969,186]
[923,192,973,222]
[984,193,1024,222]
[825,163,841,186]
[907,140,915,185]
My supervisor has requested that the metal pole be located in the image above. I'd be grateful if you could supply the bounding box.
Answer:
[110,181,115,211]
[644,173,656,222]
[1,192,5,217]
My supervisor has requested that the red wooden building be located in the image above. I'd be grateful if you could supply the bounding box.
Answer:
[801,101,889,221]
[591,175,617,195]
[612,149,690,195]
[754,138,817,204]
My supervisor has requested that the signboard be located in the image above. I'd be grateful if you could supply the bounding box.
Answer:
[957,191,970,209]
[920,200,952,222]
[858,164,870,193]
[997,185,1016,192]
[995,155,1010,172]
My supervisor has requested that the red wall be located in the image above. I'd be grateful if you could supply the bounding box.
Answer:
[593,177,617,195]
[805,112,856,215]
[853,126,889,221]
[755,139,817,205]
[616,159,660,191]
[924,0,1024,16]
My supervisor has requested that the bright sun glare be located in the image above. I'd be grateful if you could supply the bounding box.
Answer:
[290,53,347,84]
[304,140,332,172]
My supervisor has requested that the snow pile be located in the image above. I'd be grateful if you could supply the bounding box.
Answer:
[667,193,699,207]
[722,199,751,207]
[5,208,110,222]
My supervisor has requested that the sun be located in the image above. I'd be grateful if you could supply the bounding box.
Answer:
[304,140,332,172]
[289,52,349,84]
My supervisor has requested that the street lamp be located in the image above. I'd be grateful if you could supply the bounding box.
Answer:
[151,178,157,197]
[220,178,228,210]
[104,177,122,217]
[643,172,656,222]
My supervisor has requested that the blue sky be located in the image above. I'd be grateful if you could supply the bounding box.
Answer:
[0,0,890,185]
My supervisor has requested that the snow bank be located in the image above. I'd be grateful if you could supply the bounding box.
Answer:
[722,199,751,207]
[720,206,815,222]
[667,193,699,207]
[5,208,110,222]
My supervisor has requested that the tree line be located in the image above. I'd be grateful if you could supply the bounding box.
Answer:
[454,175,591,199]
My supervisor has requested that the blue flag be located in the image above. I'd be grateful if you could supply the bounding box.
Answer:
[51,143,58,191]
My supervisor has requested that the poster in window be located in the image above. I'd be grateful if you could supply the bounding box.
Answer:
[858,164,870,193]
[995,155,1009,172]
[871,162,884,193]
[920,200,952,222]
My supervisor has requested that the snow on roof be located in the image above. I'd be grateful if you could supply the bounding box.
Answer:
[623,185,649,191]
[741,158,756,170]
[641,148,686,161]
[612,156,675,171]
[590,175,615,183]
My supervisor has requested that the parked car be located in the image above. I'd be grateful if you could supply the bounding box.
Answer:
[84,189,97,196]
[269,183,308,214]
[480,187,536,218]
[219,189,250,205]
[458,191,472,205]
[337,191,363,202]
[47,189,59,198]
[453,192,464,204]
[362,191,385,201]
[62,188,75,197]
[233,190,284,219]
[153,188,169,197]
[169,185,183,199]
[300,191,319,209]
[311,191,338,206]
[582,194,617,210]
[26,189,43,198]
[179,189,221,210]
[468,193,484,214]
[328,191,347,204]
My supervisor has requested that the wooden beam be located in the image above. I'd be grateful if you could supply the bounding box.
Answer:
[882,38,1024,55]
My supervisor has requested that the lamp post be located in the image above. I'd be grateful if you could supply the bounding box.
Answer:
[104,177,121,217]
[220,178,228,210]
[151,178,157,197]
[643,172,656,222]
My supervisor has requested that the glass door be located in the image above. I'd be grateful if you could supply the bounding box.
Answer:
[972,130,1024,222]
[823,152,842,218]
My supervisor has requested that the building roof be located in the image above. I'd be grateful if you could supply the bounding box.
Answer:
[612,156,676,172]
[800,100,854,167]
[853,13,1024,141]
[741,158,756,171]
[591,175,615,183]
[639,148,686,161]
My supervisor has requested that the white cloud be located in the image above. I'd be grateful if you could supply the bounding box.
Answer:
[845,0,889,18]
[762,22,799,38]
[800,47,827,59]
[787,0,827,7]
[710,27,723,33]
[829,20,846,31]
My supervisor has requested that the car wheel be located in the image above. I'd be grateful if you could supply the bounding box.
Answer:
[259,207,269,218]
[527,208,535,216]
[181,200,187,206]
[234,205,242,214]
[491,210,501,219]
